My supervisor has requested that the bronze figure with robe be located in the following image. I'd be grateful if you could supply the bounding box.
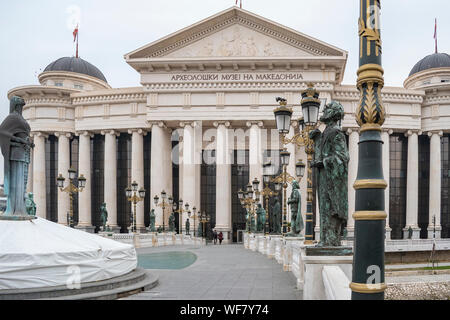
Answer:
[0,97,33,217]
[287,180,304,237]
[311,101,349,247]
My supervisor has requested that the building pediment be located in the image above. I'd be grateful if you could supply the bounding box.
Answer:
[125,7,347,61]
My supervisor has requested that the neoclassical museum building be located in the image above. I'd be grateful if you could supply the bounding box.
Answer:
[8,7,450,243]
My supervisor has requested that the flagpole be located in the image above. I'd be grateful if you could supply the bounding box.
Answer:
[435,19,438,54]
[76,28,79,58]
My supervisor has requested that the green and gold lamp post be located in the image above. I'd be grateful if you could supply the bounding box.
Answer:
[57,167,86,228]
[125,181,146,233]
[153,190,173,232]
[261,162,278,235]
[350,0,387,300]
[173,199,190,235]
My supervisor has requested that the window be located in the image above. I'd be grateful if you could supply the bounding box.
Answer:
[389,134,408,239]
[116,133,132,233]
[441,135,450,238]
[91,135,104,232]
[45,135,58,223]
[232,150,249,242]
[418,135,430,239]
[201,150,216,240]
[74,84,84,90]
[54,82,63,87]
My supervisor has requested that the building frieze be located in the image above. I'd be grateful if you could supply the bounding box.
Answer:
[72,92,146,106]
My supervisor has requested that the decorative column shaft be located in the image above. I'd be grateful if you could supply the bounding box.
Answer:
[77,132,93,230]
[56,132,71,225]
[33,133,47,219]
[248,122,263,186]
[404,130,420,239]
[104,130,118,230]
[131,129,145,231]
[347,129,359,238]
[382,129,392,239]
[180,122,196,230]
[215,121,232,243]
[428,131,443,239]
[351,0,387,300]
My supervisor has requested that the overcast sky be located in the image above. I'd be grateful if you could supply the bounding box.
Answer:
[0,0,449,182]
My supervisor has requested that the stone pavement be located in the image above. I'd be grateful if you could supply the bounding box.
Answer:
[122,244,302,300]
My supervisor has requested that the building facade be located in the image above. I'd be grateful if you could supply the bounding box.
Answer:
[8,7,450,242]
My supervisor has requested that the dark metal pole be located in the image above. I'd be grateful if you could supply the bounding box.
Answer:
[351,0,387,300]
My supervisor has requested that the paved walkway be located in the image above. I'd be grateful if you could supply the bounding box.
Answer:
[123,244,302,300]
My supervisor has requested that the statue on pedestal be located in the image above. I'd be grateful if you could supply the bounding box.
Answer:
[100,202,108,231]
[186,218,190,235]
[271,198,281,234]
[197,221,203,237]
[25,193,36,216]
[311,101,349,247]
[168,213,175,232]
[287,180,304,237]
[250,213,256,233]
[0,96,33,217]
[149,209,156,232]
[255,203,266,233]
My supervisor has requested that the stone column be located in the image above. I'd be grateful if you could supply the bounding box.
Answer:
[347,128,359,239]
[77,131,95,233]
[247,121,264,186]
[55,132,71,225]
[382,129,392,239]
[180,122,196,232]
[103,130,120,232]
[151,122,173,230]
[32,132,47,219]
[428,131,443,239]
[130,129,146,232]
[214,121,232,243]
[404,130,420,239]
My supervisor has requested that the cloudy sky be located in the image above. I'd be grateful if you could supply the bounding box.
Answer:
[0,0,449,181]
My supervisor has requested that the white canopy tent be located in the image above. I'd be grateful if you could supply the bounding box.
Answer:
[0,217,137,290]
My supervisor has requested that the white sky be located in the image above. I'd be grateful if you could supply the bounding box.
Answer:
[0,0,449,182]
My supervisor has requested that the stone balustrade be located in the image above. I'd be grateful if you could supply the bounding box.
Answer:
[98,232,206,248]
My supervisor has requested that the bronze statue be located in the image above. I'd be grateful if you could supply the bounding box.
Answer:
[311,101,349,247]
[186,218,190,235]
[0,97,33,217]
[287,180,303,237]
[149,209,156,232]
[100,202,108,231]
[255,203,266,233]
[271,198,281,234]
[168,213,175,232]
[25,192,36,216]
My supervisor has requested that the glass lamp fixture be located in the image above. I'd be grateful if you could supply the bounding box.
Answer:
[172,203,177,211]
[296,160,306,178]
[193,206,197,214]
[252,178,260,193]
[68,167,77,180]
[139,188,146,198]
[301,83,321,126]
[263,161,272,176]
[179,199,183,206]
[263,175,270,185]
[57,174,65,189]
[274,182,282,191]
[274,97,293,134]
[168,196,173,205]
[161,190,167,200]
[185,203,190,212]
[131,181,138,192]
[280,150,291,166]
[153,195,159,206]
[78,174,87,188]
[126,187,133,198]
[238,189,244,200]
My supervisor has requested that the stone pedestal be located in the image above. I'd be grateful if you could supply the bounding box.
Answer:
[274,236,284,264]
[243,233,249,249]
[302,247,353,300]
[267,235,282,259]
[283,237,304,272]
[256,234,265,253]
[75,225,96,234]
[249,234,257,251]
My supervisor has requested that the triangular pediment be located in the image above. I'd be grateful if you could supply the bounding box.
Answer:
[125,7,346,60]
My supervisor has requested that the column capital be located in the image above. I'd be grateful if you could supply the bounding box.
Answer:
[427,130,444,137]
[30,132,49,139]
[404,129,422,137]
[127,128,148,136]
[346,127,359,135]
[100,130,119,137]
[54,132,73,139]
[246,121,264,128]
[148,121,167,129]
[179,121,197,128]
[213,121,231,128]
[382,128,394,135]
[76,131,94,138]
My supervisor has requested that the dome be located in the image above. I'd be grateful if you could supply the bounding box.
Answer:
[409,53,450,77]
[44,57,107,82]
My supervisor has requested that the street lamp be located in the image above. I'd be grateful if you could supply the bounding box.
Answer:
[200,211,211,242]
[173,199,191,235]
[261,161,278,235]
[238,181,260,233]
[125,181,145,233]
[273,83,321,242]
[57,167,86,228]
[154,190,172,232]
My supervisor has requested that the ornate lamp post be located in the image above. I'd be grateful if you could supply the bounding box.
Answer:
[199,211,211,242]
[153,190,173,232]
[57,167,86,228]
[350,0,387,300]
[238,182,260,233]
[173,199,190,235]
[261,162,278,235]
[125,181,146,233]
[273,84,321,243]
